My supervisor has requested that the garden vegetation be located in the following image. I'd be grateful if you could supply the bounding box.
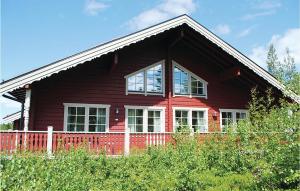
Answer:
[0,90,299,190]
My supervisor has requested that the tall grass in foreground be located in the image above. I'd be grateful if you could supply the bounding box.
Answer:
[1,91,299,190]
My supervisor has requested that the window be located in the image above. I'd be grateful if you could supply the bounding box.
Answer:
[220,109,247,132]
[192,111,206,132]
[173,107,208,132]
[148,110,162,132]
[173,61,207,98]
[125,61,165,96]
[125,106,165,132]
[64,103,110,132]
[175,110,189,129]
[128,109,143,132]
[66,107,85,131]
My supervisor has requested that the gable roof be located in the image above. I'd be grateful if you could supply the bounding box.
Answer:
[0,15,299,103]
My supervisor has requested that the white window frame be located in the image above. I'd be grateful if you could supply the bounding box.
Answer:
[219,109,248,131]
[172,107,209,133]
[124,105,165,133]
[124,60,165,97]
[63,103,110,132]
[172,61,208,99]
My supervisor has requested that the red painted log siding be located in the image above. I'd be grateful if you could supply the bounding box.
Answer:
[29,38,250,132]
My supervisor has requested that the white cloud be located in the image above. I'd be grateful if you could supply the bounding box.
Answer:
[214,24,231,35]
[241,10,275,21]
[241,0,281,21]
[249,28,300,70]
[238,26,255,38]
[84,0,108,16]
[255,0,281,10]
[127,0,197,30]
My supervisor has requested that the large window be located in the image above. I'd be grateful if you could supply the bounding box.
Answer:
[220,109,247,132]
[173,107,208,132]
[173,61,207,98]
[125,106,165,132]
[64,103,110,132]
[125,61,164,96]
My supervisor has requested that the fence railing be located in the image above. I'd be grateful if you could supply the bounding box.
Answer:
[0,127,177,156]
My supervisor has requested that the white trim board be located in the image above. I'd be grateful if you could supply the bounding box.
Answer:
[1,15,298,103]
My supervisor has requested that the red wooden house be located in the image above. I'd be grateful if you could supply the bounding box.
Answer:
[1,15,298,154]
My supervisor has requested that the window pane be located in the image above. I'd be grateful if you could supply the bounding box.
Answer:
[148,126,154,132]
[77,116,85,124]
[192,111,205,132]
[148,118,154,126]
[89,108,97,115]
[136,117,143,125]
[68,116,76,124]
[68,107,76,115]
[128,117,135,125]
[89,116,97,124]
[147,64,162,93]
[128,72,144,92]
[136,109,143,117]
[97,117,105,124]
[175,110,189,131]
[98,108,106,116]
[136,125,143,132]
[67,124,75,131]
[128,109,135,117]
[76,125,84,131]
[97,125,106,132]
[221,112,233,132]
[77,107,85,115]
[148,110,161,132]
[174,66,188,95]
[89,125,96,132]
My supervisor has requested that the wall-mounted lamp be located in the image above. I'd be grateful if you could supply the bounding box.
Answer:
[212,111,218,120]
[115,108,119,121]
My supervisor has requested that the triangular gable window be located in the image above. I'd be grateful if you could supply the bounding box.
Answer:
[173,61,208,98]
[125,60,165,96]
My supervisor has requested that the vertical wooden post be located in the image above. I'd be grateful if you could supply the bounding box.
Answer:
[124,128,130,156]
[15,130,19,153]
[24,88,31,131]
[47,126,53,157]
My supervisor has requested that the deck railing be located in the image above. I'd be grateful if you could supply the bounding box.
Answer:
[0,127,214,156]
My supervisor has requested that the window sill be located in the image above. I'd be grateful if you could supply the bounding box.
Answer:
[173,94,207,99]
[127,92,164,97]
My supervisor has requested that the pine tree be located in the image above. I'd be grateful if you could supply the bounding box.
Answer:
[266,44,281,80]
[266,45,299,95]
[283,48,296,82]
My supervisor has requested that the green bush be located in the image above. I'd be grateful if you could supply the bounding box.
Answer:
[1,90,299,190]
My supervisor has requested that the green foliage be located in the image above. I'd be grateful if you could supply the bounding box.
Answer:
[1,92,299,190]
[266,45,300,95]
[0,123,13,130]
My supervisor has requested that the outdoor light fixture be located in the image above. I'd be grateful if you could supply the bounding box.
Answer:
[115,108,119,121]
[212,111,218,120]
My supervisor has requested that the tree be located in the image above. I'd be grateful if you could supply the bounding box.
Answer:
[266,45,300,95]
[266,44,282,80]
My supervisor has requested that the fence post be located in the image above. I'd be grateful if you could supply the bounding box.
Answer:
[47,126,53,157]
[124,128,130,156]
[15,130,19,153]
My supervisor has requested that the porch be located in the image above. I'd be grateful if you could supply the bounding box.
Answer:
[0,127,183,156]
[0,126,213,156]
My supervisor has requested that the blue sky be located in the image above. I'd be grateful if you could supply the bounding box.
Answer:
[1,0,299,122]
